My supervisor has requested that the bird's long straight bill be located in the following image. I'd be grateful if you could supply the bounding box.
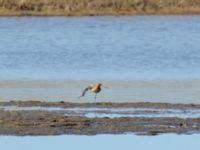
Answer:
[102,85,109,89]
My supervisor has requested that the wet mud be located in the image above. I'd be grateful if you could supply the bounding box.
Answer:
[0,101,200,136]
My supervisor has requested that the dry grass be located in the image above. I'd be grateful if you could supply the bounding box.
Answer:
[0,0,200,16]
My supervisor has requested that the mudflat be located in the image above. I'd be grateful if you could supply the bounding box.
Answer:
[0,101,200,136]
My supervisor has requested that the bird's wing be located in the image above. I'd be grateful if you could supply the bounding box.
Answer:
[78,86,92,98]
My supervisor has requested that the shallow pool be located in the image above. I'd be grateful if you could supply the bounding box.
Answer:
[0,134,199,150]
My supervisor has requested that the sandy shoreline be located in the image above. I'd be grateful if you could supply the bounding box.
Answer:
[0,101,200,136]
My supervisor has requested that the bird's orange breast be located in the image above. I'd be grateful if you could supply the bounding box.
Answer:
[91,84,101,93]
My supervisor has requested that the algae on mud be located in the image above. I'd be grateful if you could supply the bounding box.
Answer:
[0,101,200,136]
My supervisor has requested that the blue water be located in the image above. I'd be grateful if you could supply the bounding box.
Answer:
[1,16,200,103]
[0,16,200,80]
[0,134,200,150]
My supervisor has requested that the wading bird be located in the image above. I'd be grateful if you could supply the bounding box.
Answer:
[78,83,103,101]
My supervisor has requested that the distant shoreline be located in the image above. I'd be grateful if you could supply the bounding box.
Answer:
[1,0,200,16]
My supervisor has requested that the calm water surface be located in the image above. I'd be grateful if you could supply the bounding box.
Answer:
[0,16,200,103]
[0,134,200,150]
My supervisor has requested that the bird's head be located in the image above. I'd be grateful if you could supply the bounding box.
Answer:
[97,83,102,87]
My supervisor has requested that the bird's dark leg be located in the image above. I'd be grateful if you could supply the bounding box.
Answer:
[94,93,98,117]
[94,93,97,102]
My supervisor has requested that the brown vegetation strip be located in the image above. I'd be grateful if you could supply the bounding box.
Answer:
[0,0,200,16]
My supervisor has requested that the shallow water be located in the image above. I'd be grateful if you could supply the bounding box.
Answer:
[0,79,200,103]
[1,105,200,119]
[1,16,200,80]
[0,16,200,103]
[0,134,199,150]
